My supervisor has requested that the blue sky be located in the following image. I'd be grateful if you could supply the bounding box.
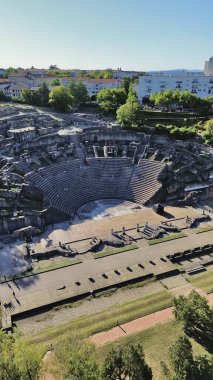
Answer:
[1,0,212,70]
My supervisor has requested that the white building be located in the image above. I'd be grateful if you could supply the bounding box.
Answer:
[137,74,213,102]
[204,57,213,76]
[112,69,141,79]
[3,84,28,98]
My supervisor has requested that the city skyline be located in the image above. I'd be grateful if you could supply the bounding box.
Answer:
[1,0,213,70]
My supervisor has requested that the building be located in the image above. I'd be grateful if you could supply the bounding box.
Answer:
[3,84,29,98]
[137,74,213,102]
[204,57,213,76]
[0,69,5,77]
[137,57,213,102]
[112,69,141,79]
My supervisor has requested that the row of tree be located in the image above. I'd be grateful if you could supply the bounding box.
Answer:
[149,90,213,113]
[20,80,89,111]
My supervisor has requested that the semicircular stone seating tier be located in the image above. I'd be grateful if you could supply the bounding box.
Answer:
[25,158,165,217]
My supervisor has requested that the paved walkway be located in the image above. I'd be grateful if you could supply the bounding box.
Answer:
[90,288,213,347]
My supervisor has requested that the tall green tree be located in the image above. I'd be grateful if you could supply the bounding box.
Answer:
[97,88,127,113]
[0,331,42,380]
[0,332,17,380]
[50,78,61,86]
[116,94,140,127]
[21,82,49,106]
[169,335,213,380]
[173,290,213,340]
[57,340,100,380]
[170,335,195,380]
[49,86,74,112]
[0,90,7,101]
[68,80,88,105]
[102,343,152,380]
[3,67,18,78]
[37,82,50,106]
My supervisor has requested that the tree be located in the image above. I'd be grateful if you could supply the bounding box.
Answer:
[49,85,74,112]
[48,70,71,77]
[49,65,58,70]
[202,118,213,144]
[193,355,213,380]
[169,335,213,380]
[173,290,213,341]
[21,82,49,107]
[37,82,50,106]
[0,331,17,380]
[102,344,152,380]
[0,331,42,380]
[3,67,18,78]
[150,90,212,112]
[97,88,127,113]
[170,335,195,380]
[68,80,88,105]
[57,341,99,380]
[122,78,131,95]
[14,341,42,380]
[50,78,61,86]
[116,94,140,127]
[0,90,7,101]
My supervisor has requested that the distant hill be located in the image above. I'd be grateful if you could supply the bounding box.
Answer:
[146,69,204,76]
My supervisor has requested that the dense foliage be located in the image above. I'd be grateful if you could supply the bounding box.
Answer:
[67,80,89,105]
[21,82,50,107]
[173,290,213,345]
[20,81,88,110]
[78,69,113,79]
[97,88,127,113]
[0,331,42,380]
[150,90,213,113]
[169,335,213,380]
[201,119,213,144]
[102,343,152,380]
[49,86,74,112]
[154,123,197,140]
[116,93,140,127]
[0,90,8,101]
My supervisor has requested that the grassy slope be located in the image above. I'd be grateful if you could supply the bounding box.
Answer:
[97,320,211,380]
[148,232,186,245]
[187,270,213,292]
[23,291,173,347]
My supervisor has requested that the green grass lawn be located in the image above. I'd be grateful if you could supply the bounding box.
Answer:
[93,244,138,259]
[97,320,211,380]
[187,270,213,293]
[23,291,173,347]
[148,232,186,246]
[195,225,213,234]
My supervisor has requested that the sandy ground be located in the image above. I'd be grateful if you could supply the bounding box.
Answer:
[17,205,204,254]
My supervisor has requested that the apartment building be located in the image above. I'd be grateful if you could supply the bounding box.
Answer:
[137,74,213,102]
[204,57,213,76]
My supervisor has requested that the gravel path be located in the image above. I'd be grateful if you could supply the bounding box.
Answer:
[16,282,163,335]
